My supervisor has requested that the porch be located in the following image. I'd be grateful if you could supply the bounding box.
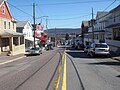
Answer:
[0,30,25,56]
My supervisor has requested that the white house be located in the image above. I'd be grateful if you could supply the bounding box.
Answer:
[16,21,39,48]
[94,12,109,41]
[105,5,120,55]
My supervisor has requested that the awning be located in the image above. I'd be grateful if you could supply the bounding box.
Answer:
[37,36,47,41]
[0,30,24,37]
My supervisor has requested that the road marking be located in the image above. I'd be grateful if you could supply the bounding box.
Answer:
[54,64,62,90]
[54,50,65,90]
[62,51,66,90]
[0,56,25,66]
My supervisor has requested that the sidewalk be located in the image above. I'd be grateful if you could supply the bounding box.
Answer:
[110,51,120,61]
[0,54,26,63]
[111,56,120,61]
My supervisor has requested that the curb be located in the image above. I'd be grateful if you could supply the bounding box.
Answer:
[0,56,26,66]
[111,57,120,61]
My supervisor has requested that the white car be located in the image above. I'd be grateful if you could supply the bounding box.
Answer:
[87,43,110,57]
[25,47,42,56]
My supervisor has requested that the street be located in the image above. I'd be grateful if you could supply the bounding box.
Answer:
[64,47,120,90]
[0,0,120,90]
[0,48,63,90]
[0,47,119,90]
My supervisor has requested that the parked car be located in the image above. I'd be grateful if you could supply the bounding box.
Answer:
[87,43,110,57]
[25,47,42,56]
[45,44,53,50]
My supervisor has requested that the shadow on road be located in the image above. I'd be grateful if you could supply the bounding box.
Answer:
[116,75,120,78]
[67,51,89,58]
[62,47,114,59]
[88,61,120,66]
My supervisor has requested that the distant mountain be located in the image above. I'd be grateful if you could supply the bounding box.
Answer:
[48,28,81,36]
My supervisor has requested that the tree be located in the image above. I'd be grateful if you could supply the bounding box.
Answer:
[65,33,69,40]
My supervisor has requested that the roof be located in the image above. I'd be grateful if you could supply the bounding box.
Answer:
[16,21,28,28]
[82,21,89,27]
[96,12,109,22]
[0,0,12,19]
[0,30,24,37]
[110,4,120,13]
[0,0,3,4]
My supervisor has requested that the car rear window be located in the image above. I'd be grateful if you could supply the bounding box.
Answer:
[31,47,39,50]
[95,44,108,48]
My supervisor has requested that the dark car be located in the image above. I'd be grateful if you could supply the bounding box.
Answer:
[45,44,53,50]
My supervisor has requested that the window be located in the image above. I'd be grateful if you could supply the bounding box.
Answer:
[114,15,116,22]
[113,28,120,41]
[13,23,14,29]
[2,6,5,14]
[20,36,24,45]
[8,22,10,29]
[119,14,120,21]
[13,37,18,46]
[4,21,6,29]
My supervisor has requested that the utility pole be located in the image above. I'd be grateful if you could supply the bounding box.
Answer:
[55,27,57,47]
[33,1,36,48]
[45,16,49,39]
[92,8,94,43]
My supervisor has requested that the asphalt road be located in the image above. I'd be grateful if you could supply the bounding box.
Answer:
[0,48,64,90]
[65,48,120,90]
[0,46,120,90]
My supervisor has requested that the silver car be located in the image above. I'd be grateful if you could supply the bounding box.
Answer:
[25,47,42,56]
[87,43,110,57]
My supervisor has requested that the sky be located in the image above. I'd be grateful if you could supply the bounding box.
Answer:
[7,0,120,29]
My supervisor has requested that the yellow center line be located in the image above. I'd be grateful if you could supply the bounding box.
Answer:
[54,50,66,90]
[62,51,66,90]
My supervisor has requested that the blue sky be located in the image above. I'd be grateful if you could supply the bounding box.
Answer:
[7,0,120,29]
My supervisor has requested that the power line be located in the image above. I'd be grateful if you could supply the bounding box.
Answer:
[38,0,120,6]
[103,0,116,11]
[47,12,93,17]
[9,0,120,7]
[7,1,33,17]
[96,0,117,20]
[36,5,47,18]
[48,14,91,21]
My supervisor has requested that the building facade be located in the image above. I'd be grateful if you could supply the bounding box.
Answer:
[16,21,39,48]
[0,0,25,56]
[82,5,120,55]
[105,5,120,55]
